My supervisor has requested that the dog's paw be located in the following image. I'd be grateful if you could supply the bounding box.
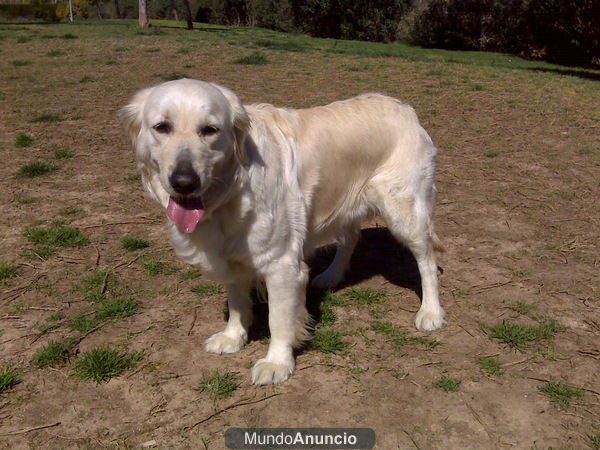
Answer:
[251,358,294,385]
[311,271,342,289]
[414,308,445,331]
[204,331,246,354]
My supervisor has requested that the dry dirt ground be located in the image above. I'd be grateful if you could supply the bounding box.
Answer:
[1,20,599,449]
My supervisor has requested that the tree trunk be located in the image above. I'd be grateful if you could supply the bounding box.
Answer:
[138,0,149,27]
[114,0,121,19]
[182,0,193,29]
[68,0,73,21]
[170,0,178,21]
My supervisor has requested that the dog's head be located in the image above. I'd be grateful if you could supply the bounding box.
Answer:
[119,79,250,233]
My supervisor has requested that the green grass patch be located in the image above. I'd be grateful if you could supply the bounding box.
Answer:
[539,381,583,408]
[508,301,536,316]
[345,287,387,305]
[58,206,81,215]
[0,369,20,393]
[68,314,98,332]
[590,430,600,450]
[191,283,223,297]
[74,347,141,382]
[12,60,31,66]
[156,71,188,81]
[485,150,501,158]
[141,259,179,276]
[488,318,564,352]
[180,270,200,280]
[120,236,150,251]
[24,221,89,249]
[194,370,239,399]
[0,262,18,281]
[79,76,94,83]
[15,133,33,147]
[433,375,461,392]
[46,50,64,57]
[31,113,64,123]
[371,320,441,349]
[95,297,138,321]
[53,150,75,160]
[61,33,77,39]
[311,330,347,353]
[254,39,307,52]
[32,340,73,368]
[82,270,116,302]
[17,162,55,178]
[234,51,268,65]
[477,356,503,375]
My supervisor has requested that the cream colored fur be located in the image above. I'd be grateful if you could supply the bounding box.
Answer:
[120,79,444,385]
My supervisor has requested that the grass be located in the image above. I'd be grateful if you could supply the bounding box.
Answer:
[311,330,347,353]
[485,150,501,158]
[508,301,536,316]
[180,270,200,280]
[74,347,141,382]
[31,340,73,368]
[156,71,188,81]
[433,375,461,392]
[488,318,564,352]
[194,370,239,399]
[24,221,89,249]
[46,49,64,57]
[141,259,179,276]
[121,236,150,251]
[345,287,387,305]
[254,39,307,52]
[31,113,64,123]
[61,33,77,39]
[590,430,600,450]
[234,51,268,65]
[0,262,18,281]
[12,60,31,66]
[53,150,75,160]
[477,356,503,375]
[69,314,98,332]
[539,381,583,408]
[191,283,224,297]
[15,133,33,147]
[17,162,55,178]
[79,76,94,83]
[95,297,138,321]
[371,320,441,349]
[0,369,20,393]
[82,270,116,302]
[58,206,81,215]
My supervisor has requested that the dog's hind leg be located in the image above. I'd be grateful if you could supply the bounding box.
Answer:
[376,184,445,331]
[311,230,359,289]
[204,280,253,354]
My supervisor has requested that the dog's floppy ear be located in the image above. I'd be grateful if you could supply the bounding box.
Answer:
[212,83,250,164]
[118,87,153,148]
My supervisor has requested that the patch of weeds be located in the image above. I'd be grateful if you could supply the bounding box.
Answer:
[539,381,583,408]
[15,133,33,147]
[0,262,18,281]
[508,301,536,316]
[24,222,89,249]
[0,369,20,393]
[433,375,461,392]
[31,113,64,123]
[58,206,81,216]
[194,370,239,399]
[391,370,408,380]
[82,270,117,302]
[145,47,160,53]
[254,39,306,52]
[46,50,64,57]
[477,356,503,375]
[121,236,150,251]
[74,347,142,382]
[156,71,188,81]
[17,196,37,205]
[141,259,179,277]
[16,36,31,43]
[104,60,118,65]
[96,297,138,321]
[590,429,600,450]
[69,314,98,332]
[191,283,223,297]
[126,174,141,182]
[345,287,387,305]
[371,320,441,349]
[79,76,94,83]
[317,302,336,327]
[234,51,268,65]
[311,330,347,354]
[180,270,200,280]
[52,150,74,160]
[61,33,77,39]
[485,150,501,158]
[488,318,564,352]
[17,162,55,178]
[178,47,190,54]
[12,60,32,66]
[27,245,56,260]
[31,340,74,368]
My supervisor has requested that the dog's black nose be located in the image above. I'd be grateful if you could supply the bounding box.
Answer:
[169,161,201,195]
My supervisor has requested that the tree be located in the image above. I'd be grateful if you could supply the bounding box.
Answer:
[182,0,193,28]
[138,0,149,26]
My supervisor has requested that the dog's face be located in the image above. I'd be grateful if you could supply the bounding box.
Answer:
[119,79,249,233]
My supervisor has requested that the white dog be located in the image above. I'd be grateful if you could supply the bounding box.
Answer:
[120,79,444,385]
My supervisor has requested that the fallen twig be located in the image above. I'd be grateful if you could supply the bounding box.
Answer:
[0,421,61,436]
[79,220,156,229]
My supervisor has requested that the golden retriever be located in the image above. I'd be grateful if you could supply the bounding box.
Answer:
[119,79,444,385]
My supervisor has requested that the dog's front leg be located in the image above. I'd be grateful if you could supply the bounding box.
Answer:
[204,281,252,354]
[251,260,310,385]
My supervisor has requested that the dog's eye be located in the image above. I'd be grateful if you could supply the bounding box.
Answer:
[153,122,172,134]
[199,125,219,136]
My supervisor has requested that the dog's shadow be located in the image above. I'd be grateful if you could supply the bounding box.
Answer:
[239,226,431,344]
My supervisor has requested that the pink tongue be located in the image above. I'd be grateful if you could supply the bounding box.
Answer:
[167,197,205,234]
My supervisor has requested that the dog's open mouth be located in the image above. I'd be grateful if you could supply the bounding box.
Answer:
[167,196,205,234]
